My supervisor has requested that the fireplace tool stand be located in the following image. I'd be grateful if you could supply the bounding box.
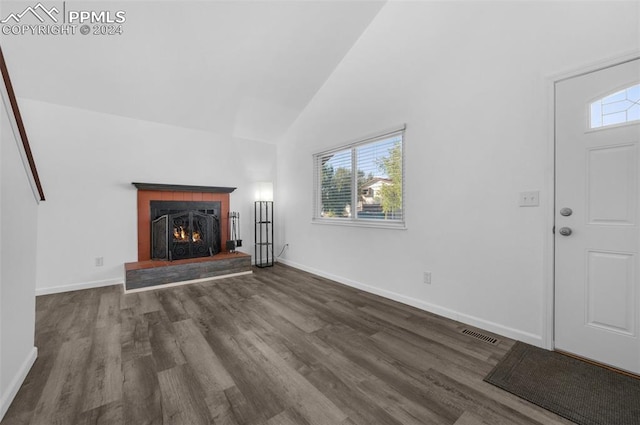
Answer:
[227,212,242,253]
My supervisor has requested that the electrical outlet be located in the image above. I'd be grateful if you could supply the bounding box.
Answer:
[423,271,431,284]
[519,191,540,207]
[95,257,104,267]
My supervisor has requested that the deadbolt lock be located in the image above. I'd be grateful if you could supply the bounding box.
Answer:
[560,207,573,217]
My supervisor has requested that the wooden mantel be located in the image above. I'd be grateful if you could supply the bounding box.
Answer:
[132,182,236,193]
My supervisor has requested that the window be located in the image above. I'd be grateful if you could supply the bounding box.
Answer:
[590,83,640,129]
[313,126,405,227]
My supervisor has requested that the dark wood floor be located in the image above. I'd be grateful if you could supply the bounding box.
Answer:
[2,264,573,425]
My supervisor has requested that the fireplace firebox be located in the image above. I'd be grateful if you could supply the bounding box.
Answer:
[150,201,220,261]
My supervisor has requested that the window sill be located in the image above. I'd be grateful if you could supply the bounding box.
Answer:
[312,218,406,230]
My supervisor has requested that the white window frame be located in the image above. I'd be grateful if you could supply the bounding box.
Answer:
[312,125,406,229]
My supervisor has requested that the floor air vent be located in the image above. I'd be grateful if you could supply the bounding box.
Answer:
[461,328,499,345]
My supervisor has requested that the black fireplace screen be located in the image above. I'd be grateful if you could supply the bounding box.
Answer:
[150,201,220,261]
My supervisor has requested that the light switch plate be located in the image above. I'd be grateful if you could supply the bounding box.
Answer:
[519,191,539,207]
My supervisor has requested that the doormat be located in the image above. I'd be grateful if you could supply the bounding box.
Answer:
[484,341,640,425]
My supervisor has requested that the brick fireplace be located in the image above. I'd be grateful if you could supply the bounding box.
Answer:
[134,183,233,261]
[125,183,251,291]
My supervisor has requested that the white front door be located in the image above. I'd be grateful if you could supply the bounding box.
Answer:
[555,58,640,374]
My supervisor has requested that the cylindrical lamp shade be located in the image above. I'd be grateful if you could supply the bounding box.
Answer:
[255,182,273,202]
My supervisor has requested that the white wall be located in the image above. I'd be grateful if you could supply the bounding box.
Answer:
[19,99,276,294]
[276,1,640,346]
[0,92,38,420]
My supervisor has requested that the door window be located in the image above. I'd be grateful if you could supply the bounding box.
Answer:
[590,83,640,129]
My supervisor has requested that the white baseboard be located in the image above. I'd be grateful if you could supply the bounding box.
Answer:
[277,258,543,347]
[0,346,37,422]
[35,278,123,296]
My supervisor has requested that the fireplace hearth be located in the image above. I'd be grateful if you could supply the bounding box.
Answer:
[150,201,220,260]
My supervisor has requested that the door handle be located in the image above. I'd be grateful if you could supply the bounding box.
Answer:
[559,227,572,236]
[560,207,573,217]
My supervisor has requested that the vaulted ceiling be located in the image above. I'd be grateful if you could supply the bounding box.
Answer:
[1,1,385,143]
